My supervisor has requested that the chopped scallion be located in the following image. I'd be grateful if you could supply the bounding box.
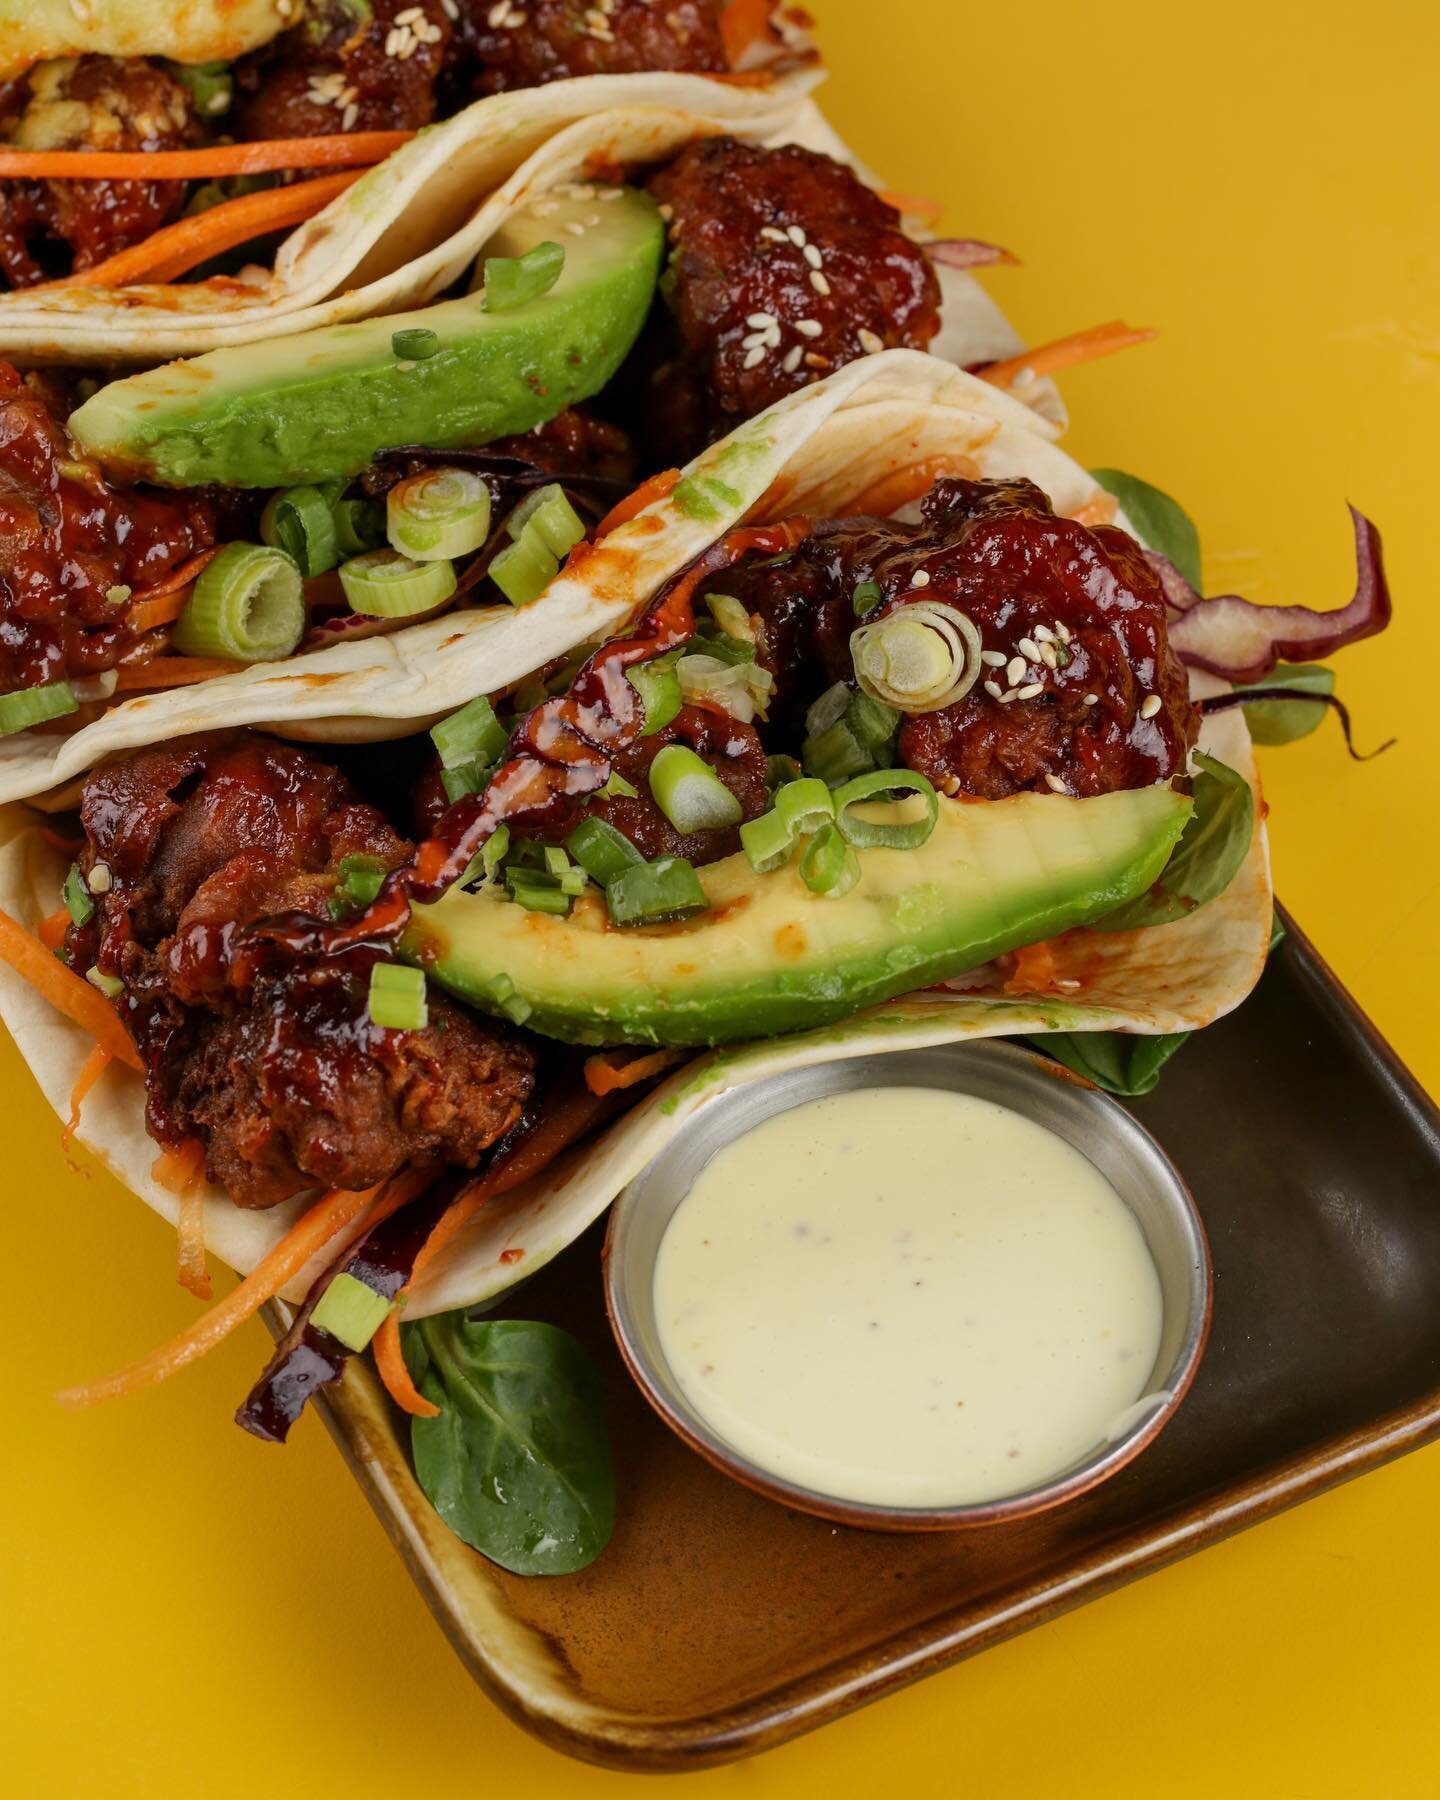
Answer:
[705,592,756,642]
[628,650,684,736]
[600,770,638,800]
[800,822,860,898]
[431,694,507,770]
[85,965,124,1000]
[489,532,558,606]
[440,760,493,805]
[173,542,304,661]
[739,777,835,874]
[333,496,385,557]
[832,768,940,850]
[648,744,743,834]
[388,468,492,562]
[391,326,440,360]
[605,856,709,926]
[367,961,428,1031]
[566,816,644,886]
[339,549,457,618]
[505,870,574,914]
[801,717,873,785]
[852,579,884,617]
[260,485,339,577]
[310,1270,393,1353]
[63,864,93,927]
[482,240,565,312]
[505,484,587,559]
[334,854,385,913]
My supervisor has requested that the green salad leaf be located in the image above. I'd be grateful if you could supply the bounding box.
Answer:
[1235,661,1336,746]
[1091,468,1203,591]
[1102,753,1253,931]
[404,1315,614,1576]
[1033,1030,1191,1097]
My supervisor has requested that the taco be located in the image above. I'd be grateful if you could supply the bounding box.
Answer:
[0,351,1391,1520]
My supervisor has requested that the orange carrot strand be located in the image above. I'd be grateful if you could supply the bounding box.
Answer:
[0,907,141,1070]
[65,1043,112,1147]
[37,908,70,952]
[373,1310,439,1419]
[583,1047,685,1096]
[980,321,1157,393]
[0,134,411,181]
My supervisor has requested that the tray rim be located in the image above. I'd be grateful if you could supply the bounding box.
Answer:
[304,904,1440,1773]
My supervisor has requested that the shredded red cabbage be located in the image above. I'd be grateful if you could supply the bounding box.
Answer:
[923,238,1018,269]
[1148,506,1391,683]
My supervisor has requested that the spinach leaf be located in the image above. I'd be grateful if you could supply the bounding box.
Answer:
[1091,468,1203,591]
[1103,753,1253,931]
[1235,661,1336,746]
[404,1315,614,1576]
[1030,1030,1191,1097]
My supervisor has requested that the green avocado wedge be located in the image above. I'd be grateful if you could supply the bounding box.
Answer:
[412,785,1193,1047]
[70,187,664,488]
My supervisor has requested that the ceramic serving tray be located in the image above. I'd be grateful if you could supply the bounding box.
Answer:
[297,906,1440,1771]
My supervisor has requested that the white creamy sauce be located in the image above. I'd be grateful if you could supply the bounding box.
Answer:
[654,1085,1164,1507]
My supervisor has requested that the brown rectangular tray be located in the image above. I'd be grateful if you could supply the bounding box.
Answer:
[307,906,1440,1771]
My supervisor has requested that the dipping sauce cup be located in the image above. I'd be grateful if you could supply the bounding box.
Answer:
[604,1041,1212,1530]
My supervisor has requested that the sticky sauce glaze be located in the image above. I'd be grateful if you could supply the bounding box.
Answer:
[654,1086,1164,1508]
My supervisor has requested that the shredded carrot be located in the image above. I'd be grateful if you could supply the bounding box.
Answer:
[37,908,70,952]
[152,1140,206,1196]
[0,907,141,1070]
[595,467,681,538]
[878,188,944,227]
[849,453,982,518]
[55,173,362,290]
[980,321,1157,393]
[114,656,245,692]
[0,133,412,182]
[127,590,194,636]
[721,0,776,65]
[374,1086,621,1418]
[583,1047,686,1096]
[1004,939,1062,996]
[176,1185,214,1303]
[65,1043,113,1148]
[55,1182,387,1408]
[373,1310,438,1419]
[1069,493,1121,529]
[127,549,219,605]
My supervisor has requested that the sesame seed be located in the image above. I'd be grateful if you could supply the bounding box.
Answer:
[507,6,526,21]
[741,330,769,350]
[384,26,402,54]
[395,360,416,372]
[802,243,823,269]
[568,183,595,199]
[414,19,443,42]
[997,688,1017,704]
[1044,773,1068,795]
[1140,693,1162,719]
[746,312,776,329]
[980,650,1008,667]
[530,198,559,216]
[209,91,230,113]
[1039,642,1058,670]
[488,1,509,22]
[760,226,788,243]
[1083,693,1099,706]
[803,352,831,370]
[1006,656,1026,686]
[782,345,803,373]
[794,319,823,339]
[656,202,673,221]
[1055,621,1072,644]
[786,225,807,247]
[1017,636,1041,661]
[396,5,423,20]
[586,215,601,226]
[341,101,359,129]
[911,570,931,587]
[1011,366,1035,387]
[441,0,460,17]
[89,862,113,894]
[565,221,587,236]
[857,328,884,354]
[983,680,1004,701]
[810,270,831,296]
[1054,977,1082,992]
[742,346,768,370]
[1033,624,1054,643]
[598,187,623,201]
[1017,682,1044,701]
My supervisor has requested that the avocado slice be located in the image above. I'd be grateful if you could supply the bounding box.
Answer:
[412,785,1193,1047]
[70,187,665,488]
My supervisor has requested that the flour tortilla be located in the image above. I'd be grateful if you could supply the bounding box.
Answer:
[0,350,1097,806]
[0,347,1269,1316]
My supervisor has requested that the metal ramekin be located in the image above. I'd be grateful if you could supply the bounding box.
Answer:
[603,1040,1212,1530]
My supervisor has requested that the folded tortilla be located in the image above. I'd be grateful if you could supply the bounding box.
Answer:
[0,347,1271,1315]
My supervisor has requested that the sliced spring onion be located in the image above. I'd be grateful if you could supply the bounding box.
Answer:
[678,652,769,724]
[802,717,873,786]
[333,854,385,913]
[172,542,304,662]
[339,549,456,618]
[848,691,901,756]
[852,579,885,617]
[505,870,574,914]
[605,856,709,927]
[334,496,385,557]
[566,816,644,886]
[0,679,78,738]
[800,823,861,898]
[85,965,124,1000]
[805,680,853,738]
[391,326,440,360]
[600,770,639,800]
[367,961,428,1031]
[260,485,339,577]
[460,822,510,888]
[489,533,558,607]
[705,592,757,642]
[388,469,492,562]
[311,1270,393,1352]
[431,694,507,770]
[739,777,836,874]
[170,60,231,118]
[832,768,940,850]
[692,630,755,667]
[440,760,494,805]
[801,686,899,784]
[505,484,587,559]
[63,864,93,928]
[766,753,803,791]
[483,240,565,312]
[648,745,743,834]
[629,651,684,736]
[850,601,983,713]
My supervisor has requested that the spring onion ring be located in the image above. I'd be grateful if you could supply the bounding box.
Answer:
[0,679,79,738]
[261,485,339,577]
[387,469,492,562]
[832,769,941,850]
[367,962,428,1031]
[648,745,744,834]
[172,542,305,661]
[800,823,861,898]
[739,777,837,874]
[606,856,709,926]
[850,601,983,712]
[339,549,456,618]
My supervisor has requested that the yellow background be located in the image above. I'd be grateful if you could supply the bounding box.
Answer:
[3,2,1436,1793]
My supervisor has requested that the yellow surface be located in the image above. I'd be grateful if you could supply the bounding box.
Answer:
[2,3,1436,1794]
